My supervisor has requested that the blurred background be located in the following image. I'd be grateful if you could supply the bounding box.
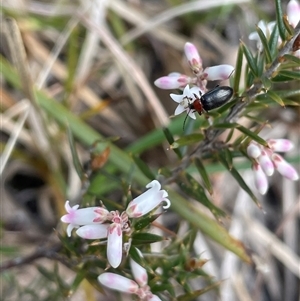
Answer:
[1,0,299,300]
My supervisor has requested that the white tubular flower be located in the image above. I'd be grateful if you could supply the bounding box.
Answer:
[287,0,300,28]
[247,138,299,194]
[126,180,170,218]
[170,85,203,120]
[272,154,299,181]
[98,273,139,294]
[61,201,109,237]
[76,224,109,239]
[107,222,123,268]
[184,42,202,74]
[98,255,162,301]
[258,150,274,176]
[247,142,262,159]
[253,163,269,195]
[202,65,234,81]
[267,139,294,152]
[154,74,191,89]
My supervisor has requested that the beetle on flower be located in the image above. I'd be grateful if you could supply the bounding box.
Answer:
[60,180,170,268]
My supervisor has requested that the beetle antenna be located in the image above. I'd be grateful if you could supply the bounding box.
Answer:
[183,109,190,131]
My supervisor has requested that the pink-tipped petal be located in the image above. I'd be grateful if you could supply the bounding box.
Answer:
[253,163,269,195]
[154,75,190,89]
[130,258,148,287]
[126,180,170,218]
[287,0,300,28]
[98,273,139,294]
[259,151,275,176]
[267,139,294,152]
[61,202,108,225]
[184,42,202,73]
[247,143,262,159]
[107,223,123,268]
[76,224,109,239]
[203,65,234,81]
[272,154,299,180]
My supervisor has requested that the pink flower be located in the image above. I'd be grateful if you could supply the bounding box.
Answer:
[98,251,162,301]
[154,42,234,93]
[126,180,170,218]
[61,201,109,237]
[62,180,171,268]
[247,138,299,194]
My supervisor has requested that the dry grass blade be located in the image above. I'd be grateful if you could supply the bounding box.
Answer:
[114,0,250,44]
[80,15,170,126]
[245,216,300,277]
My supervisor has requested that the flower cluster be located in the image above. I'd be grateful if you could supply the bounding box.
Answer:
[99,250,161,301]
[154,42,234,119]
[61,180,170,268]
[249,0,300,56]
[247,139,299,194]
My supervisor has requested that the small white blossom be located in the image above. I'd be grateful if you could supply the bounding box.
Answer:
[61,181,171,268]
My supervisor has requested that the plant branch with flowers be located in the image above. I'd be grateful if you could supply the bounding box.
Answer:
[1,0,299,300]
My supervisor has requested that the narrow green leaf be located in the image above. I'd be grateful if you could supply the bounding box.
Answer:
[162,127,182,159]
[131,154,155,180]
[168,191,251,263]
[194,158,213,195]
[223,148,233,170]
[179,173,226,219]
[275,70,300,80]
[213,123,268,147]
[255,26,272,63]
[225,128,234,143]
[131,233,165,244]
[171,133,204,149]
[266,90,285,106]
[177,281,222,301]
[283,54,300,64]
[70,270,87,295]
[133,213,161,231]
[218,153,260,206]
[67,127,86,181]
[275,0,287,41]
[256,53,265,77]
[233,44,244,93]
[269,23,280,58]
[282,14,294,36]
[241,42,258,77]
[261,76,273,90]
[246,69,255,88]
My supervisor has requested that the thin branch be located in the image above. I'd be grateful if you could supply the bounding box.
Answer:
[165,26,300,184]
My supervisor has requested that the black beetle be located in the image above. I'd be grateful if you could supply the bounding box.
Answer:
[183,86,233,130]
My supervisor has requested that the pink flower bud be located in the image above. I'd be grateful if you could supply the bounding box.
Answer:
[202,64,234,81]
[184,42,202,73]
[259,150,274,176]
[267,139,294,152]
[154,74,190,89]
[76,224,109,239]
[61,201,109,237]
[130,258,148,287]
[98,273,139,294]
[107,223,123,268]
[253,163,269,195]
[272,154,299,181]
[287,0,300,28]
[247,143,262,159]
[126,180,170,218]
